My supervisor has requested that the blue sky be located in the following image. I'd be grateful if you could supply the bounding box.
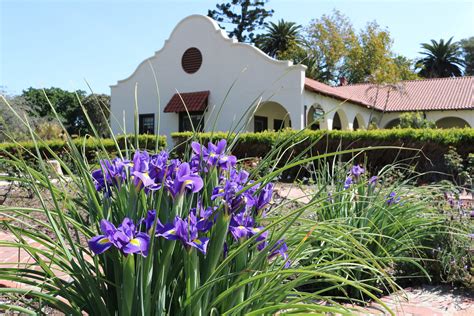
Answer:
[1,0,473,95]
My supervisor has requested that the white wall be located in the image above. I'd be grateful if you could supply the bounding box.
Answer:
[303,91,374,130]
[110,15,306,141]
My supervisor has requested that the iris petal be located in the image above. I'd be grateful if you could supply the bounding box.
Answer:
[88,235,113,255]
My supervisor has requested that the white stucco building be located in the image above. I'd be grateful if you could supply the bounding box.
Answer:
[111,15,473,139]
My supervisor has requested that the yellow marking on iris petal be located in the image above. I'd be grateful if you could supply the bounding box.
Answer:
[238,225,245,230]
[169,229,176,235]
[99,238,110,244]
[251,228,260,233]
[193,239,202,245]
[130,239,140,246]
[184,180,193,186]
[210,153,216,158]
[218,188,224,193]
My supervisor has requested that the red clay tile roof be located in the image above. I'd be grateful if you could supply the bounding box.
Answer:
[304,78,371,108]
[305,76,474,112]
[164,91,210,113]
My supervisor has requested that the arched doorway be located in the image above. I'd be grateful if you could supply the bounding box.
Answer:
[253,101,291,132]
[436,117,470,128]
[331,110,349,130]
[353,114,365,130]
[307,105,325,130]
[385,118,400,129]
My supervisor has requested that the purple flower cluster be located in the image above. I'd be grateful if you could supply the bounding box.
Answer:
[190,139,237,172]
[88,218,150,257]
[211,168,273,215]
[385,192,401,205]
[91,150,203,198]
[343,165,365,190]
[89,140,289,266]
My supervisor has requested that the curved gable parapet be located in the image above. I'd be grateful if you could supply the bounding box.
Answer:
[111,15,305,87]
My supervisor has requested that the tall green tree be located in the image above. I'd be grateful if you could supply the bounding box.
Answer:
[344,22,416,84]
[208,0,274,43]
[460,36,474,75]
[304,10,357,83]
[255,19,301,57]
[21,87,87,135]
[416,37,464,78]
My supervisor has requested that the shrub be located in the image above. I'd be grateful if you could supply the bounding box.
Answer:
[398,112,436,128]
[0,134,166,169]
[173,129,474,182]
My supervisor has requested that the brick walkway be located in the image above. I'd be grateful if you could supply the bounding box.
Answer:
[0,231,71,290]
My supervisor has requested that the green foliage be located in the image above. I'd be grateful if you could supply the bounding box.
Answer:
[304,10,356,83]
[22,87,88,135]
[208,0,274,43]
[416,37,464,78]
[34,120,64,140]
[302,10,417,84]
[173,128,474,149]
[294,162,447,296]
[460,36,474,75]
[173,129,474,182]
[0,135,166,169]
[443,146,472,186]
[398,112,436,129]
[81,94,111,138]
[255,19,301,57]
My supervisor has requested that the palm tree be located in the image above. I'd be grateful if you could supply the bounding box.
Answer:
[416,37,464,78]
[256,19,301,58]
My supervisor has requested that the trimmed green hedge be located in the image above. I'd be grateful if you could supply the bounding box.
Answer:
[173,129,474,182]
[0,135,167,164]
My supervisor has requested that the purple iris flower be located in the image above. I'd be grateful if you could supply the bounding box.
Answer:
[386,192,401,205]
[351,165,365,178]
[149,151,169,188]
[131,150,156,190]
[88,218,150,257]
[157,215,209,254]
[212,180,245,213]
[92,157,128,192]
[191,204,215,232]
[268,239,291,268]
[368,176,378,186]
[230,169,249,185]
[169,163,203,197]
[250,226,268,251]
[344,176,353,189]
[191,139,237,170]
[229,212,254,240]
[256,183,273,211]
[140,209,156,234]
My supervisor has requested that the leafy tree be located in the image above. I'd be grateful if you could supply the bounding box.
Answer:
[344,22,417,84]
[208,0,274,43]
[82,94,111,138]
[460,36,474,75]
[255,19,301,57]
[416,37,464,78]
[303,11,416,84]
[304,10,357,83]
[393,55,419,80]
[21,87,87,135]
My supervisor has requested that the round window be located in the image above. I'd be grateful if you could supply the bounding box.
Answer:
[181,47,202,74]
